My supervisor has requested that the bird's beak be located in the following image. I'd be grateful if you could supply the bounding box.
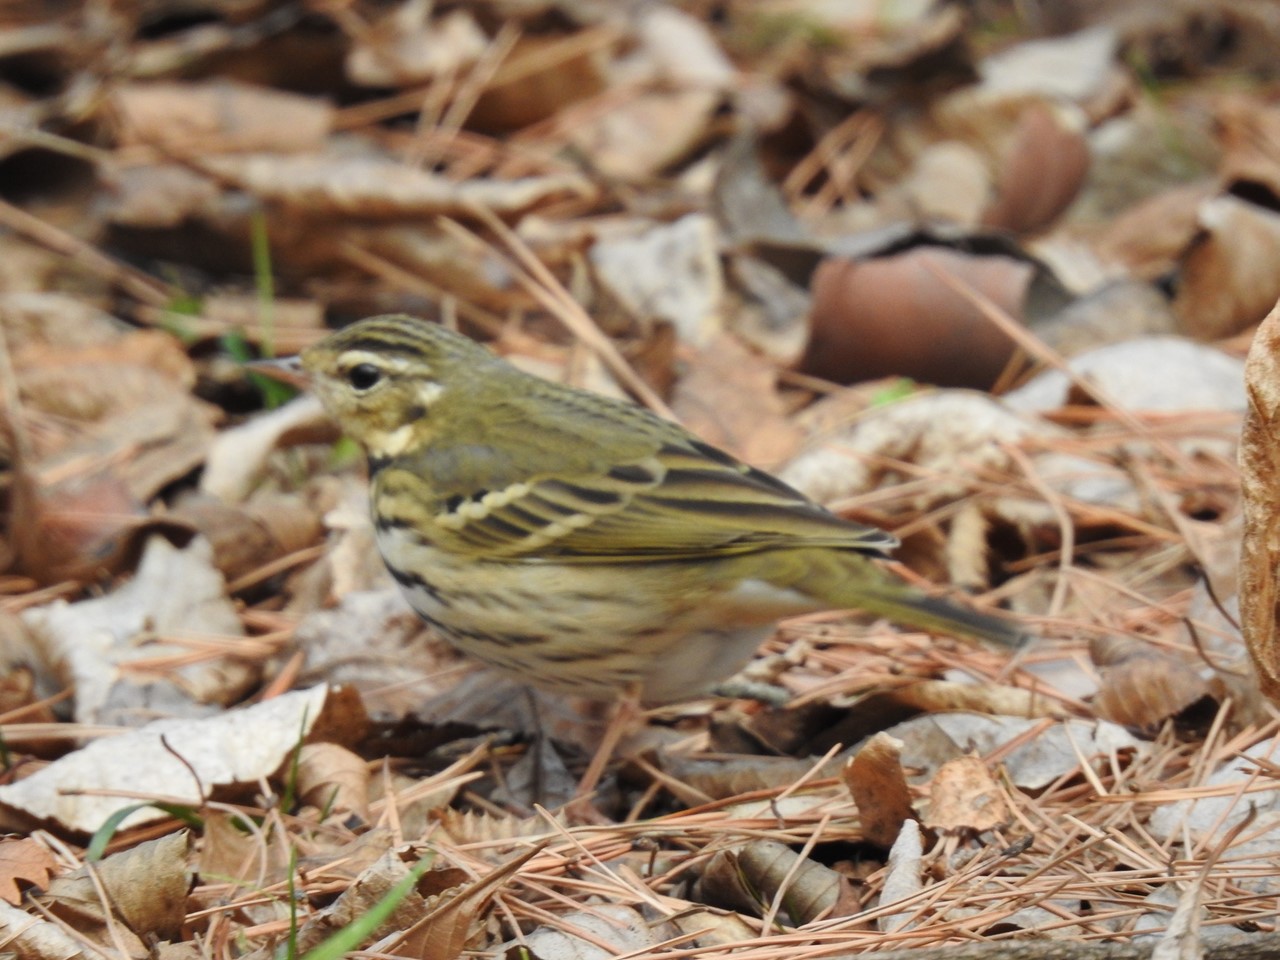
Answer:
[246,355,310,388]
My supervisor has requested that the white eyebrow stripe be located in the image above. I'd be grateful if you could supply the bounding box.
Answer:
[338,350,416,373]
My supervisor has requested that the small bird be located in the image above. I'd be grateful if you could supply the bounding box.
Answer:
[257,314,1024,704]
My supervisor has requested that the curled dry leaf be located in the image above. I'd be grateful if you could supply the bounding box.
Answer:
[982,101,1090,235]
[200,393,331,503]
[502,904,671,959]
[1174,194,1280,340]
[170,493,323,583]
[892,679,1068,719]
[1090,634,1215,730]
[801,248,1030,388]
[695,839,846,924]
[845,732,916,849]
[1094,182,1216,281]
[878,819,924,933]
[38,831,190,943]
[1236,305,1280,704]
[295,742,370,822]
[923,755,1011,834]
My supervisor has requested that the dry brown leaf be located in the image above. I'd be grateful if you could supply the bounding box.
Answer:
[1237,304,1280,704]
[694,840,844,924]
[39,831,190,942]
[471,29,613,132]
[982,101,1090,235]
[295,849,455,954]
[0,837,56,905]
[1174,194,1280,340]
[112,80,332,152]
[923,755,1010,834]
[170,493,322,583]
[1090,634,1215,730]
[295,742,370,821]
[671,332,802,468]
[845,732,916,849]
[1093,181,1216,280]
[802,249,1029,388]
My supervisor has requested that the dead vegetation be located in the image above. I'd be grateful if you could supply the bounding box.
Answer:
[2,0,1280,957]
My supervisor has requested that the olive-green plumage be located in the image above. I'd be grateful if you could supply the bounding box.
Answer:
[285,314,1024,701]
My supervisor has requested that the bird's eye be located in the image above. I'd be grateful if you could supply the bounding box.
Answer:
[346,363,382,391]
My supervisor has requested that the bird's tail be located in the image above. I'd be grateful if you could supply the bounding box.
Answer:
[764,548,1028,649]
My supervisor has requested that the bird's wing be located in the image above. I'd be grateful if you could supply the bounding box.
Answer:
[378,437,898,561]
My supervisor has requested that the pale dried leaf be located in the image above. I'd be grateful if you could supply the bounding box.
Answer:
[566,89,719,181]
[507,904,666,959]
[1004,336,1245,415]
[205,154,594,217]
[200,393,328,503]
[1151,879,1205,960]
[347,7,487,86]
[891,714,1143,790]
[923,756,1010,833]
[781,390,1045,507]
[0,685,334,832]
[0,897,86,959]
[21,536,254,724]
[1240,304,1280,704]
[878,819,924,933]
[978,26,1119,101]
[589,214,724,345]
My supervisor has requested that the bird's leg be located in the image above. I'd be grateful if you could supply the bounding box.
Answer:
[574,682,643,800]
